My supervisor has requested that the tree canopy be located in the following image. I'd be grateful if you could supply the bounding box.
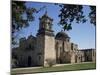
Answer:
[89,6,96,26]
[58,4,96,31]
[12,1,37,44]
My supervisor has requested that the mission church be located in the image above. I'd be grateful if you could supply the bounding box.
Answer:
[12,11,96,68]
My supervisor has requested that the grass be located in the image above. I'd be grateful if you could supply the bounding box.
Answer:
[11,62,96,74]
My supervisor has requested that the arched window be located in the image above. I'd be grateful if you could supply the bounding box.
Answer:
[62,41,64,52]
[55,42,59,50]
[28,56,31,67]
[39,55,41,61]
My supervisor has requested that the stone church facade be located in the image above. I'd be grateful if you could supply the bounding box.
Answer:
[12,11,96,68]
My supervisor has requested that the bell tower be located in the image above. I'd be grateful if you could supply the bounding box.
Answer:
[36,11,56,66]
[37,11,54,36]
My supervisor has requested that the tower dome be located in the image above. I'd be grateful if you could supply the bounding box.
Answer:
[40,11,53,21]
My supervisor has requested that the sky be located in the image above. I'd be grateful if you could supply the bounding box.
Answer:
[17,1,96,49]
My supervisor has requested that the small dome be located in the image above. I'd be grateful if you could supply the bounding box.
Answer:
[55,31,69,40]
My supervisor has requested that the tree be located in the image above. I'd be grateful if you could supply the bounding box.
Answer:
[12,1,37,44]
[57,4,96,31]
[89,6,96,26]
[12,1,47,45]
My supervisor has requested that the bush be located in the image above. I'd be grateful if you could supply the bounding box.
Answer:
[45,59,55,67]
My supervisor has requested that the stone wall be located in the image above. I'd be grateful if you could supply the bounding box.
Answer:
[44,35,56,66]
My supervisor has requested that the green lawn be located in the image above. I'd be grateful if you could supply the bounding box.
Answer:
[11,62,96,74]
